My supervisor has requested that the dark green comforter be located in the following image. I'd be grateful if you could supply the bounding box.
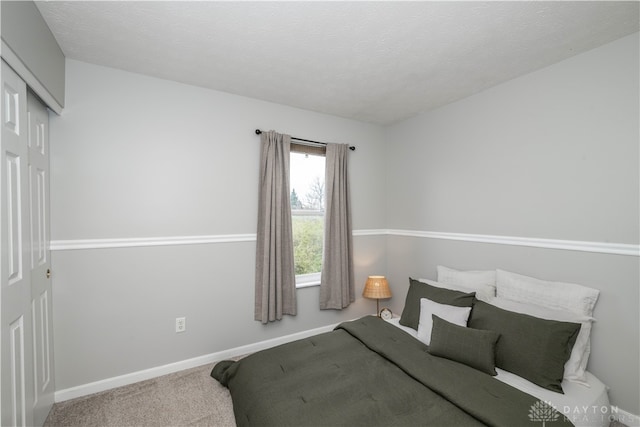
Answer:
[212,316,572,427]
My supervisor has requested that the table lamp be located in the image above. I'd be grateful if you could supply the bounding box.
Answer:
[362,276,391,316]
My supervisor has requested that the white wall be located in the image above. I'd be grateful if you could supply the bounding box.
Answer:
[385,33,639,414]
[50,60,387,391]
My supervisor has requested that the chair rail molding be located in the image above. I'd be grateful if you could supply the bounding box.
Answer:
[386,229,639,257]
[50,229,639,257]
[50,234,257,251]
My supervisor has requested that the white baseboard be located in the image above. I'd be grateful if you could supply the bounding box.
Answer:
[614,408,640,427]
[54,322,339,402]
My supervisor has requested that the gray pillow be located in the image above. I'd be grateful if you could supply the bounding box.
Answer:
[468,300,581,393]
[428,314,500,376]
[400,278,476,330]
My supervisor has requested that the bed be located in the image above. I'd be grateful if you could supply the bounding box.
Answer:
[212,268,610,427]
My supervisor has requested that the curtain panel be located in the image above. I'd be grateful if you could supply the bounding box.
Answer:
[320,143,355,309]
[254,131,297,323]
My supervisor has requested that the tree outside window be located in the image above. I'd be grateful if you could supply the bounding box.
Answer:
[290,152,325,284]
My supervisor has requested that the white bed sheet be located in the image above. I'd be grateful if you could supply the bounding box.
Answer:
[386,317,611,427]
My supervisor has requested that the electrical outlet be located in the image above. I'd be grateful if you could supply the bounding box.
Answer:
[175,317,186,333]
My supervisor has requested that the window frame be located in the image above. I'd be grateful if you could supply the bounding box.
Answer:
[289,147,326,288]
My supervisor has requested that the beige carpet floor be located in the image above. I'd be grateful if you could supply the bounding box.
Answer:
[44,363,235,427]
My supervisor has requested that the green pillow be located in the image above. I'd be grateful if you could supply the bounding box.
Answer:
[428,315,500,376]
[400,278,476,330]
[468,300,581,393]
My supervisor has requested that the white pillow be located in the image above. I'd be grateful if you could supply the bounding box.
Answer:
[420,276,494,303]
[495,269,600,317]
[417,297,472,346]
[488,297,594,385]
[437,265,496,287]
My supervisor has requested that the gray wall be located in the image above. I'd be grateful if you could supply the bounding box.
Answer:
[385,33,639,414]
[0,1,65,108]
[50,60,387,391]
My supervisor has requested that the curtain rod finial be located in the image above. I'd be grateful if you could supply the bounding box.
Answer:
[255,129,262,135]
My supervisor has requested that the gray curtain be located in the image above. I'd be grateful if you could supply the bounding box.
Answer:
[255,130,297,323]
[320,143,355,309]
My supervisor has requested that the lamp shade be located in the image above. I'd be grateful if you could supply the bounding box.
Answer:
[362,276,391,299]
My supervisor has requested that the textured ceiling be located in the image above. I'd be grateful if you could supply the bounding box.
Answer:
[36,1,639,125]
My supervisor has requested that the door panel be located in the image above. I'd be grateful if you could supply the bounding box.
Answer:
[1,60,35,427]
[28,90,54,426]
[9,315,26,426]
[5,152,23,285]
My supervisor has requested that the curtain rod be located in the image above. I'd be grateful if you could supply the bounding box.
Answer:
[255,129,356,151]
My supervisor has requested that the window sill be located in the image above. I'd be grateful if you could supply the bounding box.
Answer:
[296,280,320,289]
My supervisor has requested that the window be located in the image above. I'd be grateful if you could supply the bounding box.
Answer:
[290,149,325,288]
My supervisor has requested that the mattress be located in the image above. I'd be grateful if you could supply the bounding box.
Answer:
[387,318,611,427]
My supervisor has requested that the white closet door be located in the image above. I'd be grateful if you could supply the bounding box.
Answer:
[28,90,54,427]
[1,60,35,427]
